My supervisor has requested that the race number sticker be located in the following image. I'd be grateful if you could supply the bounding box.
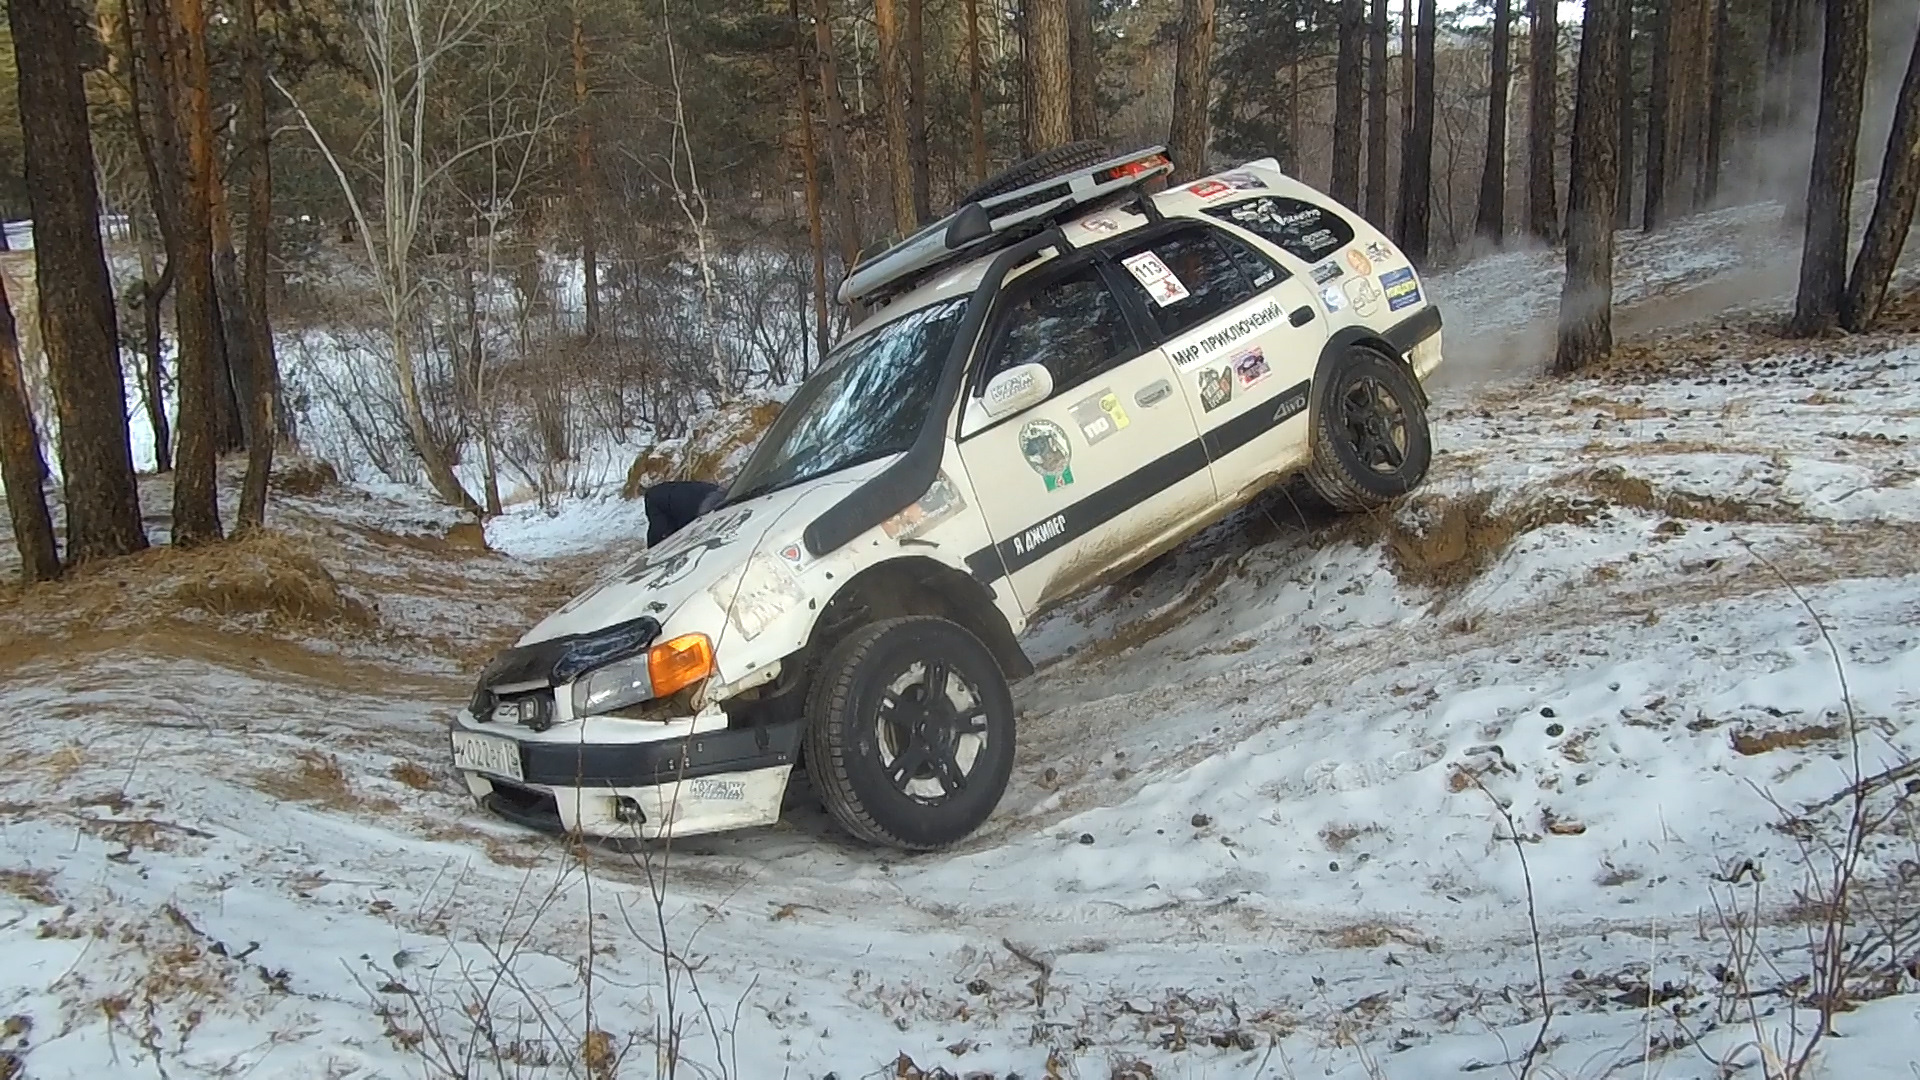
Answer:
[1122,251,1192,307]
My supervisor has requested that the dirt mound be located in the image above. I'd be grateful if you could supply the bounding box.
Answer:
[0,531,373,654]
[1579,465,1803,523]
[170,535,374,627]
[274,458,341,496]
[621,399,784,498]
[1380,492,1605,591]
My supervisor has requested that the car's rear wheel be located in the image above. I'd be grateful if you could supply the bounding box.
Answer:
[804,617,1015,851]
[959,141,1113,207]
[1303,345,1433,510]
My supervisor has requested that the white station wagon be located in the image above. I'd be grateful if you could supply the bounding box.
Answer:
[452,143,1445,850]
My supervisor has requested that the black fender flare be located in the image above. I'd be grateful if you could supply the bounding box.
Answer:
[1313,305,1443,411]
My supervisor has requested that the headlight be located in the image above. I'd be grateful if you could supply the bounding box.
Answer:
[571,633,715,719]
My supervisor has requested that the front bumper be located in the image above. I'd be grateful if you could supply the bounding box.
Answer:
[449,710,802,840]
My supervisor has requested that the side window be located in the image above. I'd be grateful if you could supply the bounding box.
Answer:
[987,263,1137,393]
[1112,228,1258,340]
[1206,196,1356,264]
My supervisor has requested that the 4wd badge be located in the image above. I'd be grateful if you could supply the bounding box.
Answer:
[1018,419,1075,491]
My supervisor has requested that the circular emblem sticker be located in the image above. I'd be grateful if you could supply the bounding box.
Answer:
[1018,419,1075,492]
[1346,248,1374,277]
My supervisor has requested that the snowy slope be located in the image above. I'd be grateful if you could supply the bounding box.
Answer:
[3,207,1918,1079]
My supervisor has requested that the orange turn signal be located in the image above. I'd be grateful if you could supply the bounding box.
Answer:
[648,633,715,698]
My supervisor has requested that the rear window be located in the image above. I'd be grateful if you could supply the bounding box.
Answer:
[1207,196,1355,264]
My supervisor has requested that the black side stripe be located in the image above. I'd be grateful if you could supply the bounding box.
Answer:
[1201,378,1311,461]
[965,306,1443,588]
[966,441,1210,584]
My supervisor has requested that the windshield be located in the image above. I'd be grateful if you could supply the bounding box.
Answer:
[729,297,968,502]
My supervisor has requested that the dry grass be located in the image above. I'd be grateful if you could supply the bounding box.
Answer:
[1731,723,1843,756]
[389,761,437,791]
[0,531,373,659]
[621,399,783,497]
[1580,465,1804,524]
[274,458,341,496]
[282,750,353,804]
[0,869,57,907]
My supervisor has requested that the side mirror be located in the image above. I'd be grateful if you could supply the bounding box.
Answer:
[981,363,1054,419]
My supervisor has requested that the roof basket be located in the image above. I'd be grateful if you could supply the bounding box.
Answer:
[836,146,1173,307]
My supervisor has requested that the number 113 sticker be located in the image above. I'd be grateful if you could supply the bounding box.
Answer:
[1122,251,1192,307]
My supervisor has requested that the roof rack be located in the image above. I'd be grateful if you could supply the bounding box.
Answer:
[836,146,1174,307]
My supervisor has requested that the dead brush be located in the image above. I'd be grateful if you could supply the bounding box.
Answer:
[0,530,374,656]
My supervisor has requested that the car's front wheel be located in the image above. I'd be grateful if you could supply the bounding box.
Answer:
[804,617,1016,851]
[1303,345,1433,510]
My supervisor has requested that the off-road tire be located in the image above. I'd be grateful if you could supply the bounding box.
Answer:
[959,141,1113,207]
[1303,345,1433,511]
[804,617,1016,851]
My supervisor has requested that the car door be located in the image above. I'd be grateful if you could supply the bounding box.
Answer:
[955,257,1213,613]
[1104,222,1331,504]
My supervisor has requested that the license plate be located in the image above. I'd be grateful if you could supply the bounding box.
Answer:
[451,731,524,781]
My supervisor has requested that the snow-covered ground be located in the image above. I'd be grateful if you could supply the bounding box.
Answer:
[3,207,1918,1079]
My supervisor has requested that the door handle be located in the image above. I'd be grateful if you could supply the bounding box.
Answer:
[1135,380,1172,407]
[1290,306,1315,327]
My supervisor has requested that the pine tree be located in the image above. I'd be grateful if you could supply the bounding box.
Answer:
[1526,0,1559,242]
[236,0,277,531]
[1645,0,1670,228]
[1068,0,1098,141]
[966,0,988,182]
[1554,0,1624,373]
[811,0,863,271]
[169,0,226,545]
[906,0,931,221]
[1397,0,1436,263]
[1476,0,1514,245]
[876,0,916,236]
[9,0,148,563]
[0,272,60,582]
[1331,0,1364,205]
[1841,26,1920,332]
[1787,0,1869,336]
[1029,0,1073,150]
[1614,0,1635,227]
[1365,0,1390,223]
[1169,0,1218,181]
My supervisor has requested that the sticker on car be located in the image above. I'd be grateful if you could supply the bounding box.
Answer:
[1121,251,1192,307]
[1197,366,1233,412]
[1344,277,1382,317]
[1018,419,1075,491]
[1381,267,1422,311]
[1069,389,1131,445]
[1231,347,1271,389]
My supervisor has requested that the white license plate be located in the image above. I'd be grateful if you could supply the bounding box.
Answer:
[451,731,524,782]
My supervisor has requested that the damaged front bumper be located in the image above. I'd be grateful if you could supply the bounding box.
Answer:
[449,708,800,840]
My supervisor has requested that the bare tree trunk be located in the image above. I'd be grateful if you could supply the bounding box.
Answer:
[169,0,224,545]
[10,0,148,563]
[1331,0,1364,205]
[0,273,60,581]
[1397,0,1436,263]
[1019,1,1036,156]
[1645,0,1670,229]
[1068,0,1097,142]
[1476,0,1513,244]
[792,0,831,361]
[1615,0,1635,227]
[1841,27,1920,332]
[1526,0,1559,243]
[876,0,916,236]
[236,0,275,531]
[906,0,931,221]
[1787,0,1869,337]
[1168,0,1217,182]
[211,178,255,456]
[1554,0,1623,374]
[573,7,599,338]
[132,214,173,472]
[1029,0,1072,152]
[812,0,864,271]
[1366,0,1389,222]
[1702,0,1729,204]
[966,0,987,183]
